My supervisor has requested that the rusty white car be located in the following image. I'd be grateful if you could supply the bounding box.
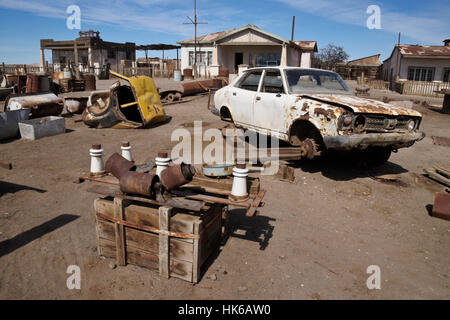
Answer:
[211,67,425,165]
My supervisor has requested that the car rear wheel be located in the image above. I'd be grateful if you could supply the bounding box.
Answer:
[220,107,233,122]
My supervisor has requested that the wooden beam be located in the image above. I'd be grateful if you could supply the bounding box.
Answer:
[114,196,127,266]
[158,206,171,279]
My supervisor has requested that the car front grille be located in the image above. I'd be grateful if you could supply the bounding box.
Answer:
[363,116,413,131]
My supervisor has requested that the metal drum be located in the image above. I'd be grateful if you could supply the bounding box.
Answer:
[174,70,182,82]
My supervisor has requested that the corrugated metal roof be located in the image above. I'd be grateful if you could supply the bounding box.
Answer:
[178,25,261,44]
[177,24,293,45]
[398,44,450,57]
[293,41,317,52]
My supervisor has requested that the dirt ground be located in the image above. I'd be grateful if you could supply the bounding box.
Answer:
[0,83,449,299]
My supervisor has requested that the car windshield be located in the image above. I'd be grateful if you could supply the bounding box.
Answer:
[285,69,351,94]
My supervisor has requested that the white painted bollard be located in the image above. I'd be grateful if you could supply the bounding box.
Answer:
[90,144,105,175]
[230,163,249,202]
[121,141,133,162]
[155,151,171,177]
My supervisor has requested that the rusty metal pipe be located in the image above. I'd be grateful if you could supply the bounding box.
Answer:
[105,152,136,179]
[160,163,196,191]
[119,171,159,197]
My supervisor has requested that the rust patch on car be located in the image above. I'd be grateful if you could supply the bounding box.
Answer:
[313,107,337,119]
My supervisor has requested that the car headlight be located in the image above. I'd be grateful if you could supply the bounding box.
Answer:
[407,119,415,131]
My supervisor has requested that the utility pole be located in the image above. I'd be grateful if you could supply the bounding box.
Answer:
[291,16,295,41]
[184,0,207,79]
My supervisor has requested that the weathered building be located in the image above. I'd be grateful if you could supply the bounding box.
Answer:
[382,40,450,86]
[177,24,317,77]
[335,54,381,80]
[40,30,136,76]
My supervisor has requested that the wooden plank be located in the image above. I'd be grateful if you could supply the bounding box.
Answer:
[95,198,199,238]
[114,196,126,266]
[434,166,450,178]
[192,220,200,284]
[98,237,193,282]
[159,206,171,279]
[246,189,266,217]
[424,169,450,187]
[96,218,194,262]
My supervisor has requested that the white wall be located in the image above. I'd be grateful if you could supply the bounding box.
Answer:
[180,45,214,77]
[218,45,282,73]
[300,52,312,68]
[382,47,450,82]
[399,58,450,81]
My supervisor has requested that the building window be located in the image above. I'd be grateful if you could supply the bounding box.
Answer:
[59,56,67,64]
[255,53,281,67]
[189,51,212,66]
[443,68,450,82]
[207,51,213,65]
[107,49,116,59]
[407,67,434,82]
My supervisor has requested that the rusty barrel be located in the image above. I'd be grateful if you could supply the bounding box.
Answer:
[160,163,196,191]
[105,152,136,179]
[119,171,159,197]
[183,68,193,80]
[218,68,229,78]
[83,74,96,91]
[26,74,41,93]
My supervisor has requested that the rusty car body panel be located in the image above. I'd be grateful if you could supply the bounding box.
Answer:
[82,71,165,129]
[212,67,424,153]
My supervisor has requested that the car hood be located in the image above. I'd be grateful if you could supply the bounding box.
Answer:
[301,94,422,117]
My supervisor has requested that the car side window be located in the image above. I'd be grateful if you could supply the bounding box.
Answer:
[262,70,284,94]
[237,71,262,92]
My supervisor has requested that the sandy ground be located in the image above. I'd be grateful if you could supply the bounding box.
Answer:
[0,83,449,299]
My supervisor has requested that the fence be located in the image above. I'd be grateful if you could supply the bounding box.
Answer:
[122,67,174,79]
[400,81,450,97]
[367,79,389,90]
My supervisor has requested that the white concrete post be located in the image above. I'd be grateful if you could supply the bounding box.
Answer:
[280,44,288,67]
[40,49,45,73]
[230,163,249,202]
[155,151,171,177]
[90,144,105,175]
[121,141,133,162]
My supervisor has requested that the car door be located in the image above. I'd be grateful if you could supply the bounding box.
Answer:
[253,69,288,134]
[229,70,263,126]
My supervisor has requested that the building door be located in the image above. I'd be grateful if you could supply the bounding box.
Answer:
[234,52,243,73]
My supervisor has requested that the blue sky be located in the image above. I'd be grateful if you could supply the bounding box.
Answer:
[0,0,449,64]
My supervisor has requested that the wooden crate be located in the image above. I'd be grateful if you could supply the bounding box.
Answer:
[94,196,224,283]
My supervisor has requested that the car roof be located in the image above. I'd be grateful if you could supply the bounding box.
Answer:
[244,66,332,72]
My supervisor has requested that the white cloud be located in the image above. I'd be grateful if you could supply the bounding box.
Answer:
[0,0,241,38]
[275,0,449,44]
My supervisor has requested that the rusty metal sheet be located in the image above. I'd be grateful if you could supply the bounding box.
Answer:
[431,192,450,221]
[301,94,422,117]
[182,79,222,96]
